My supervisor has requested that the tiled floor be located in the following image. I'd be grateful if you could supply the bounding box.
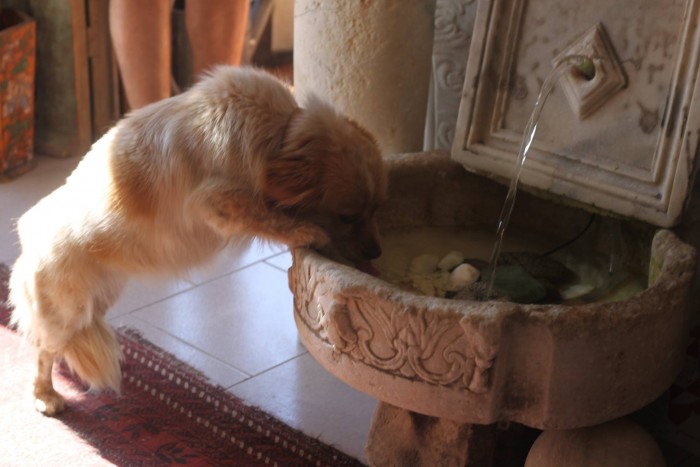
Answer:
[0,155,376,463]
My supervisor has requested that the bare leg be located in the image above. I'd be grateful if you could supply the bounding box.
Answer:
[33,350,65,416]
[109,0,172,110]
[186,0,250,78]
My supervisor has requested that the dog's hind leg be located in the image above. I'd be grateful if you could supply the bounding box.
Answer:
[11,259,125,415]
[9,258,66,414]
[62,315,123,392]
[33,349,64,415]
[31,296,122,416]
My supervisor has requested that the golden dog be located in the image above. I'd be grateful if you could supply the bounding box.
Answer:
[9,66,386,415]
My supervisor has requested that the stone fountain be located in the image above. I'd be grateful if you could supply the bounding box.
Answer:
[292,0,700,465]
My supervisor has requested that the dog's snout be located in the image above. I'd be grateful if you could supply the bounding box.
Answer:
[362,243,382,260]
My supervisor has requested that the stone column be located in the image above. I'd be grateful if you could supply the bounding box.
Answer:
[365,402,498,466]
[294,0,437,154]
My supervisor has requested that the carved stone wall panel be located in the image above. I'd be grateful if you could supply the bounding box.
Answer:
[426,0,478,150]
[452,0,700,227]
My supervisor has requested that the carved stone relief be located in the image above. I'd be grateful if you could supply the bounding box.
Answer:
[452,0,700,228]
[425,0,477,150]
[290,258,499,393]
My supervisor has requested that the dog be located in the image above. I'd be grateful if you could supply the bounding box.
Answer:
[8,66,386,415]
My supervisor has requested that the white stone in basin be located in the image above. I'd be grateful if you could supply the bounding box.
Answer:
[289,151,697,430]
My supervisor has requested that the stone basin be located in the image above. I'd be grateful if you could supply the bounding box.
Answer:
[289,151,697,431]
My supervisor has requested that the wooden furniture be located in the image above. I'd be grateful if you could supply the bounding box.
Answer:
[2,0,120,159]
[0,8,35,180]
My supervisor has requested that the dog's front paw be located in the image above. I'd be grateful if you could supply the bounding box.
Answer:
[291,225,330,248]
[34,388,65,416]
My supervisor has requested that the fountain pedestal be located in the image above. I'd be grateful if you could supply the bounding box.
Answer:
[365,402,496,466]
[364,404,666,466]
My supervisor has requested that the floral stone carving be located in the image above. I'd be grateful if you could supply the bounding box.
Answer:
[291,257,504,394]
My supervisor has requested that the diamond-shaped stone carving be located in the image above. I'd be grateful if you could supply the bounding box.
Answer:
[553,23,627,120]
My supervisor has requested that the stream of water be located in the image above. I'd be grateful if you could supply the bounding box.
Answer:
[485,55,596,298]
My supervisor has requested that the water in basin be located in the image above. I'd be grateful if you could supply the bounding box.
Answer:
[373,224,647,305]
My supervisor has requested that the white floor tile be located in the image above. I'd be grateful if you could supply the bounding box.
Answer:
[229,353,377,464]
[186,239,287,285]
[264,250,293,272]
[109,314,250,388]
[131,263,306,376]
[0,156,80,264]
[106,277,195,320]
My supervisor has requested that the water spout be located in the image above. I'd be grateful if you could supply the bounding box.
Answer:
[485,55,597,299]
[576,56,596,81]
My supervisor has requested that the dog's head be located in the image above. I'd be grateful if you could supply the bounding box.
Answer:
[262,95,387,262]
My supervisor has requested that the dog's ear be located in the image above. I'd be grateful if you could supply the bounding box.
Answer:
[262,143,323,208]
[262,107,329,208]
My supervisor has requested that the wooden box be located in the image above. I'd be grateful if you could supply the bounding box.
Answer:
[0,8,35,180]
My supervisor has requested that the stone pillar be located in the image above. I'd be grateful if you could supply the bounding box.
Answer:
[294,0,436,154]
[365,402,497,466]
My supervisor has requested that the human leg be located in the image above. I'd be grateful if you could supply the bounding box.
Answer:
[109,0,172,109]
[186,0,250,77]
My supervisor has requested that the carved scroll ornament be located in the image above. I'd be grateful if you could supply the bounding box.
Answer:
[291,260,501,393]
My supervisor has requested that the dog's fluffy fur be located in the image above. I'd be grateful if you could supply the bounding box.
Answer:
[9,66,386,415]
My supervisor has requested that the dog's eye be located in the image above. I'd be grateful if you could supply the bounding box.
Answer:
[338,214,360,224]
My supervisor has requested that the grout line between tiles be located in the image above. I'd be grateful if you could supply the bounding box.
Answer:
[225,350,311,390]
[187,259,287,288]
[263,260,290,273]
[114,313,253,378]
[108,281,201,317]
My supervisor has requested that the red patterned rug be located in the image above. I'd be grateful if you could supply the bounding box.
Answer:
[0,264,363,466]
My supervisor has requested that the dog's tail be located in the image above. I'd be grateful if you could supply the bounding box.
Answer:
[62,317,123,392]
